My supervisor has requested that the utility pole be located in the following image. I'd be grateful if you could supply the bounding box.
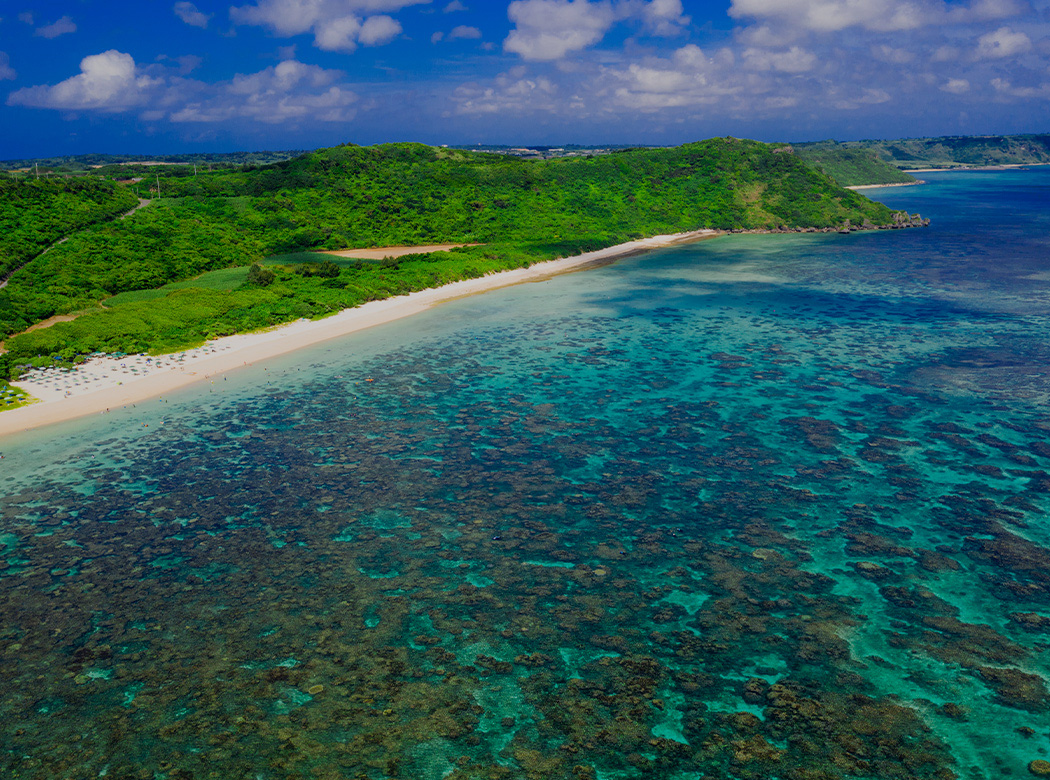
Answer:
[156,173,161,198]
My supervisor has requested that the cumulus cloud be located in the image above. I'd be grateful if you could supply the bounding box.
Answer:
[359,15,402,45]
[872,44,915,63]
[991,76,1050,97]
[0,52,15,81]
[729,0,1025,32]
[174,2,212,28]
[229,0,423,52]
[7,51,159,111]
[6,50,358,126]
[743,45,817,72]
[946,0,1028,23]
[503,0,690,60]
[448,24,482,39]
[35,15,76,38]
[17,11,33,24]
[176,59,357,123]
[975,26,1031,58]
[504,0,616,60]
[941,77,970,93]
[453,67,559,113]
[632,0,690,35]
[444,0,467,10]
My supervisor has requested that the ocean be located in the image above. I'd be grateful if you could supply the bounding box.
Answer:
[2,169,1049,779]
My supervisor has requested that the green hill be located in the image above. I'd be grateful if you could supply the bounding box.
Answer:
[793,145,917,186]
[0,178,138,280]
[0,139,914,370]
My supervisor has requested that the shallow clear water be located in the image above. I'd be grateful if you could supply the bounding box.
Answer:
[2,170,1049,779]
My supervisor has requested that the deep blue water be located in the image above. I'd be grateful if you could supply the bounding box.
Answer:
[2,170,1049,779]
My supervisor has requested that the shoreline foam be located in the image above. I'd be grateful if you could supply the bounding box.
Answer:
[0,229,719,437]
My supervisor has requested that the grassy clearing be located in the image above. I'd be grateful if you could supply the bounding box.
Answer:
[105,266,252,306]
[260,251,335,266]
[0,381,32,409]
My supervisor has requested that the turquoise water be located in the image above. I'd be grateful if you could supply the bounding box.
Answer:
[2,170,1049,779]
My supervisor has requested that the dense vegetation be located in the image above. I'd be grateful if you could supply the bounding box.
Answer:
[0,178,139,280]
[1,138,904,375]
[798,135,1050,171]
[793,146,917,186]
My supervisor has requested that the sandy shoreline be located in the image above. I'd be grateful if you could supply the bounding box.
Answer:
[0,229,719,437]
[846,180,925,191]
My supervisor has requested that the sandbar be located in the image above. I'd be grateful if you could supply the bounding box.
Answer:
[322,243,480,260]
[0,230,719,437]
[846,181,925,191]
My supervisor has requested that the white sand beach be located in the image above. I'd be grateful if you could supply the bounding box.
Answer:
[0,230,719,436]
[846,181,925,190]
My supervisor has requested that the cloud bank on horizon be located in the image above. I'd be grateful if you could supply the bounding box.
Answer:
[1,0,1048,155]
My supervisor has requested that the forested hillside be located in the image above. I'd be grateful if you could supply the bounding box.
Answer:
[793,146,917,186]
[0,178,139,280]
[1,138,912,370]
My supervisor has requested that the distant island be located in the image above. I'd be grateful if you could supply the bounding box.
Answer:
[0,137,932,412]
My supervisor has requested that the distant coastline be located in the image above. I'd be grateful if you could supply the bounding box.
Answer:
[0,230,719,437]
[903,163,1050,173]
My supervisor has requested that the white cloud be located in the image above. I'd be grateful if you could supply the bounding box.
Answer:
[743,45,817,72]
[432,30,445,43]
[7,50,159,111]
[633,0,690,35]
[448,24,482,39]
[444,0,467,10]
[730,0,923,32]
[872,44,915,63]
[504,0,616,60]
[975,26,1031,58]
[229,0,426,51]
[359,15,402,45]
[181,59,358,123]
[174,2,212,28]
[314,16,363,51]
[504,0,690,60]
[0,52,15,81]
[946,0,1027,22]
[941,77,970,93]
[176,54,204,75]
[729,0,1024,33]
[6,50,358,126]
[453,70,558,113]
[35,15,76,39]
[991,76,1050,97]
[832,86,891,108]
[17,11,33,24]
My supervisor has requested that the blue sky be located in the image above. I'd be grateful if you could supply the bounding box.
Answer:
[2,0,1049,157]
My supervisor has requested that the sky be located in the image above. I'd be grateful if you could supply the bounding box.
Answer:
[1,0,1049,157]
